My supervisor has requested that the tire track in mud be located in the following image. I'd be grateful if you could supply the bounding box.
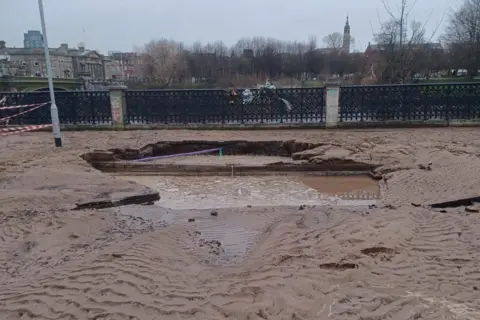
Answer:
[192,218,264,266]
[398,209,480,312]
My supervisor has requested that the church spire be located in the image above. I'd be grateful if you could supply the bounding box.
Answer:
[343,15,351,54]
[344,15,350,33]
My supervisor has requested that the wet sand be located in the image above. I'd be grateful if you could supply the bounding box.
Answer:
[1,128,480,319]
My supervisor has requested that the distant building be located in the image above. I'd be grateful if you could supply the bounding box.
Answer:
[105,51,144,81]
[107,50,121,56]
[364,41,443,63]
[23,30,44,49]
[315,47,337,55]
[365,42,443,55]
[343,16,351,54]
[0,40,109,81]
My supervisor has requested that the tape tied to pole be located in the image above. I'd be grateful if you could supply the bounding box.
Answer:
[0,124,52,137]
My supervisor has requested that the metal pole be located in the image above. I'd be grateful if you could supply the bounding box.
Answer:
[38,0,62,147]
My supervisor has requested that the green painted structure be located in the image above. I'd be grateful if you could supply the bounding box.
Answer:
[0,76,83,92]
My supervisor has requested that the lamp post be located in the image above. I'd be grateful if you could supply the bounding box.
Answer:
[38,0,62,147]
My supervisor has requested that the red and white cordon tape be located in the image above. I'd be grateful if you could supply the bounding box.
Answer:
[0,101,50,110]
[0,124,52,136]
[0,100,53,136]
[0,102,50,123]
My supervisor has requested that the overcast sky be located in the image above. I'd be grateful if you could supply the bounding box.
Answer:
[2,0,450,54]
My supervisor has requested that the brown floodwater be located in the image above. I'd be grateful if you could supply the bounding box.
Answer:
[299,175,380,199]
[117,174,380,209]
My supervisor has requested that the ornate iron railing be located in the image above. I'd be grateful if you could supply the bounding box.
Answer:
[0,91,111,125]
[4,83,480,127]
[339,83,480,122]
[124,87,326,124]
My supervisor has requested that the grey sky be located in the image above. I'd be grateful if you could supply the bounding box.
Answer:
[2,0,450,53]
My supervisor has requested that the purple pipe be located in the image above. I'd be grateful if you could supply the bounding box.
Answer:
[133,148,222,162]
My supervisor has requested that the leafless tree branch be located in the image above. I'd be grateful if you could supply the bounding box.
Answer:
[323,33,344,52]
[369,0,445,83]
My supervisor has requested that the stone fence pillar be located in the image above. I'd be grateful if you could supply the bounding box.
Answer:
[325,86,340,128]
[108,85,127,129]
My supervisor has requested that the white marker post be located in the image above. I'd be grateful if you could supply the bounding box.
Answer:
[38,0,62,147]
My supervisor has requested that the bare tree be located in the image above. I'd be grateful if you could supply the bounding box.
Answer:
[443,0,480,79]
[139,39,187,88]
[127,35,367,89]
[371,0,442,83]
[323,32,344,52]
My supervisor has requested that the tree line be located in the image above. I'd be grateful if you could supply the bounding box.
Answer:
[134,36,367,88]
[132,0,480,88]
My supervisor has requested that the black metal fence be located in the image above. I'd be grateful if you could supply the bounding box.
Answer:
[339,83,480,122]
[3,83,480,127]
[0,91,111,125]
[124,88,326,124]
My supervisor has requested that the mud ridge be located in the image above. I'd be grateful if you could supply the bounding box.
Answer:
[318,262,359,270]
[73,190,160,210]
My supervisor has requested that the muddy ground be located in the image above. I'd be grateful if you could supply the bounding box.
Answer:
[1,128,480,319]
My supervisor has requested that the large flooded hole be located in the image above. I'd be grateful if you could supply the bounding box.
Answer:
[86,141,384,265]
[117,174,380,209]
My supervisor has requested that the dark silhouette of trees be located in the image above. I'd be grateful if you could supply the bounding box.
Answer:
[368,0,444,84]
[136,35,366,88]
[132,2,450,88]
[323,33,344,53]
[443,0,480,79]
[139,39,187,88]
